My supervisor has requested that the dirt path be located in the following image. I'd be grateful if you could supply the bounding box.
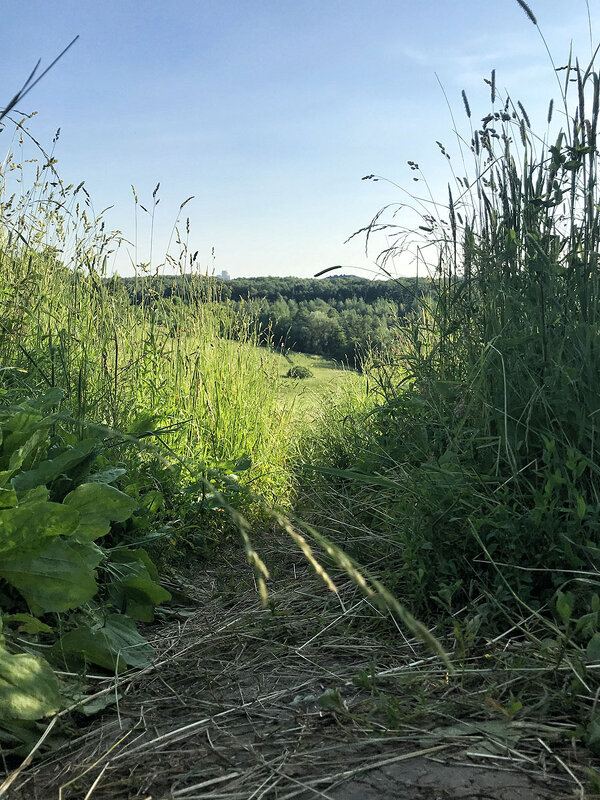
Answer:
[4,542,583,799]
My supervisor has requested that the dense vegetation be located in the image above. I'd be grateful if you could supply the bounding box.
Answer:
[2,8,600,787]
[118,274,427,364]
[299,34,600,757]
[0,122,304,750]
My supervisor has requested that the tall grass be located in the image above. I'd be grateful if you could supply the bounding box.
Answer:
[0,114,297,523]
[295,31,600,756]
[402,45,600,608]
[302,32,600,647]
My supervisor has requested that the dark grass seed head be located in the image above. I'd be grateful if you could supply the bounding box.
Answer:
[515,0,537,25]
[517,101,531,128]
[519,119,527,146]
[462,90,472,119]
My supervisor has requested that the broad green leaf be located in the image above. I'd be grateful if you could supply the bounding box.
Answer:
[0,487,17,509]
[88,467,127,484]
[0,468,16,490]
[64,483,137,542]
[10,428,51,473]
[12,439,98,493]
[110,547,159,580]
[556,591,574,625]
[79,692,121,716]
[18,485,50,505]
[1,412,47,467]
[0,718,45,754]
[120,576,171,622]
[27,388,64,412]
[4,614,53,634]
[0,501,79,560]
[234,456,252,472]
[55,614,152,671]
[576,612,598,639]
[0,539,103,614]
[586,633,600,663]
[137,490,163,515]
[587,716,600,754]
[127,412,159,436]
[0,649,60,720]
[108,550,170,622]
[107,560,145,608]
[61,686,121,716]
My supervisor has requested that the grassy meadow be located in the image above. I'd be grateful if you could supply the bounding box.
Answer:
[2,9,600,794]
[275,350,366,412]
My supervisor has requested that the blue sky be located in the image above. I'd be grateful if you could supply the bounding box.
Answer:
[1,1,597,278]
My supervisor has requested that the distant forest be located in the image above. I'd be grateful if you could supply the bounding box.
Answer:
[116,274,429,364]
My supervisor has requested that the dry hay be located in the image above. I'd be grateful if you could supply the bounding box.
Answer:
[0,538,588,800]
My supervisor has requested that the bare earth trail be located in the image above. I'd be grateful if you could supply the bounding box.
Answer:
[6,540,584,800]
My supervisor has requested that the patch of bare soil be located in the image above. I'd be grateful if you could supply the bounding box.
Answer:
[1,539,589,800]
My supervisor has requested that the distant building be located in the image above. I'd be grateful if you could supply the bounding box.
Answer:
[217,270,231,280]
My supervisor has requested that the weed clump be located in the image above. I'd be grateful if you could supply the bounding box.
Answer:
[286,365,313,379]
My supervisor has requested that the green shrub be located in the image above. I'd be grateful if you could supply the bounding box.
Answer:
[286,365,313,379]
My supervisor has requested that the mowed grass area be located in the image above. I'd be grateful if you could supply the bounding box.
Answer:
[272,350,366,414]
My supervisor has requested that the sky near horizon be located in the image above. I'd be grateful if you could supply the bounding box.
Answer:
[1,1,597,278]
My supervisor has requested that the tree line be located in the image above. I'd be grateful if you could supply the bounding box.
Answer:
[116,274,429,365]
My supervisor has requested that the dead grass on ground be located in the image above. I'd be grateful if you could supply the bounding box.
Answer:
[1,537,592,800]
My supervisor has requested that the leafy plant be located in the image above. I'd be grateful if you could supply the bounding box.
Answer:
[0,390,171,750]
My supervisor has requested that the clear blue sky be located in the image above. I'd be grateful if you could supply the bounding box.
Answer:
[1,1,596,277]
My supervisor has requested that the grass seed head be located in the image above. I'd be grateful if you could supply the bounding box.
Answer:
[515,0,537,25]
[517,101,531,127]
[462,89,471,119]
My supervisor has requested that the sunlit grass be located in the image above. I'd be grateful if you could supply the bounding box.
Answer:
[273,350,366,414]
